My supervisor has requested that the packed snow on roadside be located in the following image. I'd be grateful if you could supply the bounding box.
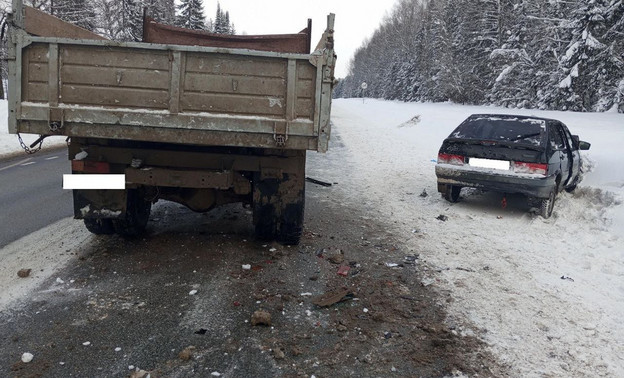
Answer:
[324,98,624,377]
[0,100,66,159]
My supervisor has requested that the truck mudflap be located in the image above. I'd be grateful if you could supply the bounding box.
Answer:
[73,189,127,219]
[74,188,151,236]
[253,171,305,245]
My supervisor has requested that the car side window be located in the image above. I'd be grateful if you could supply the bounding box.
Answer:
[549,123,565,150]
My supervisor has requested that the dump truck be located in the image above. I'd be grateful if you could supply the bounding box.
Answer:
[7,0,336,245]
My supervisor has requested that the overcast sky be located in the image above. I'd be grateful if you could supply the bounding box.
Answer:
[202,0,398,78]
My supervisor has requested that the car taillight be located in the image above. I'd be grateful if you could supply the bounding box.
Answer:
[72,160,111,174]
[438,153,465,166]
[513,162,547,175]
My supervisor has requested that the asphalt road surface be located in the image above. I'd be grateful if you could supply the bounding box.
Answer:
[0,148,73,248]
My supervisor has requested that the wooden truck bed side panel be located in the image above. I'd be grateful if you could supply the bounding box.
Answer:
[9,7,335,152]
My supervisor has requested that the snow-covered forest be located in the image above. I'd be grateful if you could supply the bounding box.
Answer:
[0,0,234,39]
[334,0,624,113]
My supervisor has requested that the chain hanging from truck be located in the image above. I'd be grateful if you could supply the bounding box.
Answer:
[17,133,45,154]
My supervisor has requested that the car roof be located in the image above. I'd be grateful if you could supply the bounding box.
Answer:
[467,114,558,123]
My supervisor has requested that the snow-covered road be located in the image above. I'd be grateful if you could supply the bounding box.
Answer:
[327,98,624,377]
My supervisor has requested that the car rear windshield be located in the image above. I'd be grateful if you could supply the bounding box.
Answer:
[450,116,546,147]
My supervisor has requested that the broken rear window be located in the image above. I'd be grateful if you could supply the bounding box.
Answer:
[450,116,546,147]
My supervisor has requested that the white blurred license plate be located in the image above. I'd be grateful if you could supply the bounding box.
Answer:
[468,158,510,170]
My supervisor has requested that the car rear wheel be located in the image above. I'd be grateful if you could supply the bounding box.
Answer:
[539,190,555,218]
[444,185,461,203]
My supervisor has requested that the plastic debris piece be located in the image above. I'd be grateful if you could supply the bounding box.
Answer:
[561,275,574,282]
[56,277,65,284]
[82,341,91,346]
[305,177,332,187]
[311,288,354,307]
[115,347,122,352]
[194,328,207,335]
[337,265,350,276]
[242,264,251,270]
[21,353,34,363]
[385,263,399,268]
[189,290,198,296]
[436,214,448,222]
[211,372,222,377]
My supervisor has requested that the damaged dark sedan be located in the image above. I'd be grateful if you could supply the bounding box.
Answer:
[435,114,590,218]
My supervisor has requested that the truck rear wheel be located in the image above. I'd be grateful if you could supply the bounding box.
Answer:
[112,189,152,237]
[253,173,305,245]
[83,218,115,235]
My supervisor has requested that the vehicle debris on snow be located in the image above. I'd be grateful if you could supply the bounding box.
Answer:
[311,288,354,307]
[17,269,31,278]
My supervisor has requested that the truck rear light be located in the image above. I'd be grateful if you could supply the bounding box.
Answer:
[438,153,465,166]
[513,162,547,175]
[72,160,111,174]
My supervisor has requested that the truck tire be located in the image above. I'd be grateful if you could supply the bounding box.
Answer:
[253,173,305,245]
[112,189,151,237]
[83,218,115,235]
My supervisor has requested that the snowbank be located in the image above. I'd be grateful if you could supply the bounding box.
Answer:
[329,99,624,377]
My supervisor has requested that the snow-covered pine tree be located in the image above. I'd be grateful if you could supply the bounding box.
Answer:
[50,0,97,31]
[118,0,143,41]
[603,0,624,112]
[211,2,234,34]
[144,0,175,25]
[176,0,205,30]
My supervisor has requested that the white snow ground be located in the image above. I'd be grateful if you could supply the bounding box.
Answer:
[324,99,624,377]
[2,98,623,376]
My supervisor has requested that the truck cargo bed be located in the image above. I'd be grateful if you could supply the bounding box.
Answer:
[8,5,335,152]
